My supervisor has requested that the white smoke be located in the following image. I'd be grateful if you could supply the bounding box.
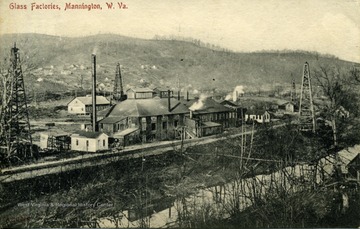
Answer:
[189,94,207,111]
[225,94,232,101]
[225,85,245,102]
[92,46,98,55]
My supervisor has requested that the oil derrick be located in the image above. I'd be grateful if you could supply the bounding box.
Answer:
[113,63,126,101]
[290,78,296,102]
[1,44,33,158]
[299,62,316,133]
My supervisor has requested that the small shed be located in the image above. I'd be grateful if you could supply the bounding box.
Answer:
[201,121,222,136]
[279,102,298,114]
[40,130,71,151]
[126,88,154,99]
[153,87,174,98]
[113,127,140,147]
[346,153,360,183]
[71,131,109,152]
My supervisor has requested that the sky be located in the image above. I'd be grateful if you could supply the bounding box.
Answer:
[1,0,359,63]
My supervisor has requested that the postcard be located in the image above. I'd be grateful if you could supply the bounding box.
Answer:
[0,0,360,228]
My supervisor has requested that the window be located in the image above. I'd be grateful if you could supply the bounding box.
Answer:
[151,123,156,130]
[70,108,73,111]
[76,139,79,145]
[174,120,178,127]
[86,140,89,146]
[103,139,105,146]
[163,122,167,129]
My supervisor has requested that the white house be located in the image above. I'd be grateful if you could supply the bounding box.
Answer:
[245,109,271,123]
[67,96,110,115]
[71,131,109,152]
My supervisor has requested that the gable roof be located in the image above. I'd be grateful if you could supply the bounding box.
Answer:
[70,96,110,105]
[126,87,154,93]
[219,100,238,107]
[71,131,108,139]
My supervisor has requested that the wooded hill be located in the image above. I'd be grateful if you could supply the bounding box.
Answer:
[0,33,357,95]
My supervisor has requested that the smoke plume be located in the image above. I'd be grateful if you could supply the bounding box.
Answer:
[225,85,245,102]
[189,94,207,111]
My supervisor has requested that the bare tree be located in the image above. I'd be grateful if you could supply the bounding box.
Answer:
[313,64,359,148]
[0,58,15,158]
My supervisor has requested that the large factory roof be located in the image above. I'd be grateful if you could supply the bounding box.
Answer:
[100,98,189,121]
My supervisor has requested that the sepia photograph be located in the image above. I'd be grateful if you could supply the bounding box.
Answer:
[0,0,360,228]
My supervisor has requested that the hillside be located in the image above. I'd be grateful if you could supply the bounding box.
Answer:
[0,33,357,96]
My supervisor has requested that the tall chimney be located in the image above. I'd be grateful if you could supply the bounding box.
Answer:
[177,91,180,100]
[91,54,98,132]
[186,91,189,101]
[168,90,171,112]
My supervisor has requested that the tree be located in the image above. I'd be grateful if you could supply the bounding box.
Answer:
[313,64,360,148]
[0,58,14,158]
[0,44,39,164]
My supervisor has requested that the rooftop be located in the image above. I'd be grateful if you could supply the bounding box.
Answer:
[71,96,110,105]
[99,116,127,124]
[72,131,108,139]
[181,97,232,114]
[127,87,154,93]
[101,98,190,122]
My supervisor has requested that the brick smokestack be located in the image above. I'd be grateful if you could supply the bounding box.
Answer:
[187,91,189,101]
[177,90,180,100]
[92,54,98,132]
[168,90,171,112]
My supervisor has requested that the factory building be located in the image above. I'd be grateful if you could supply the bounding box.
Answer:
[98,95,189,144]
[181,97,236,138]
[218,100,247,126]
